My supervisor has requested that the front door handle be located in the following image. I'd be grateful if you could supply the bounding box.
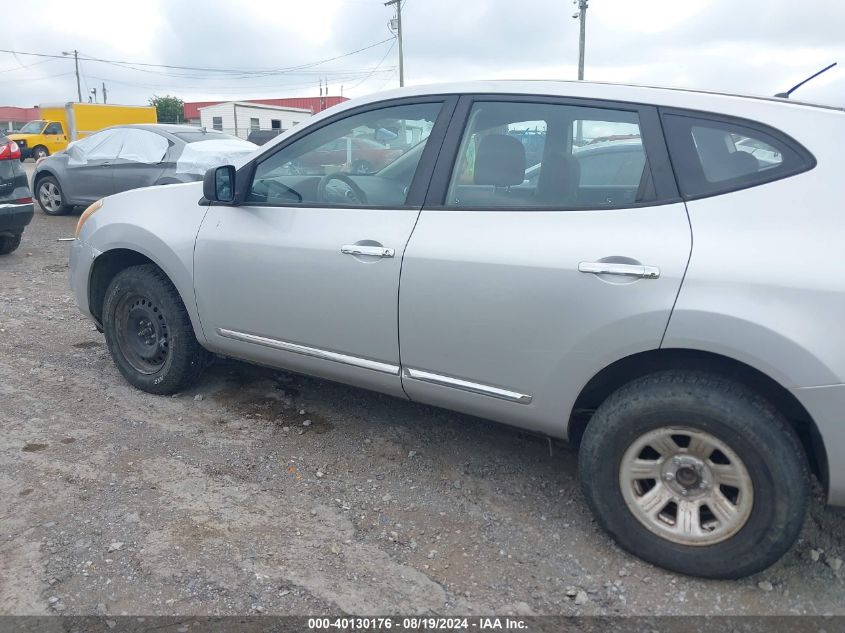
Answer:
[578,261,660,279]
[341,244,395,258]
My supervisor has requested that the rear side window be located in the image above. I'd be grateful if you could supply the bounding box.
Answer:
[662,113,813,198]
[445,100,653,210]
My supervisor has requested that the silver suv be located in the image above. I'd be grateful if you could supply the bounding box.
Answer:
[69,81,845,579]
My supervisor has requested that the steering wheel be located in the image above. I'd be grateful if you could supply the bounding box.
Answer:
[316,172,368,206]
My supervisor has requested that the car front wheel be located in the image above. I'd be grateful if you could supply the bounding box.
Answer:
[36,176,69,216]
[579,371,810,579]
[102,264,211,395]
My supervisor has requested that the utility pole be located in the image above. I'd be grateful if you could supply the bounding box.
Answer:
[385,0,404,87]
[62,50,82,102]
[573,0,588,80]
[102,82,107,104]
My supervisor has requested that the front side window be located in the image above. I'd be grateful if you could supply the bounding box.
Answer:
[662,113,813,198]
[446,101,650,209]
[247,102,442,207]
[68,129,126,164]
[44,122,64,135]
[19,120,46,134]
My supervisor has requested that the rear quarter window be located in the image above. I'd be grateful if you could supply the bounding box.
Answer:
[662,112,815,199]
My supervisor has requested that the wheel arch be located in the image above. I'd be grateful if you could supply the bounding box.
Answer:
[87,246,206,345]
[568,348,828,492]
[32,168,58,194]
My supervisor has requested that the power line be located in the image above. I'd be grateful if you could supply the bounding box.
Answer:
[347,39,396,91]
[0,38,394,77]
[83,70,394,94]
[0,56,55,74]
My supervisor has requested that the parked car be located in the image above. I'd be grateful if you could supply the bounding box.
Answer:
[289,136,404,175]
[69,81,845,579]
[10,102,157,161]
[0,134,33,254]
[247,129,284,146]
[33,124,257,215]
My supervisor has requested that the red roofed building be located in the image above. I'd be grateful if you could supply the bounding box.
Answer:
[0,106,41,132]
[183,96,347,124]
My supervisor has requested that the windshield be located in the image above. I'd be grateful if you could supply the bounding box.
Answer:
[18,120,46,134]
[172,130,239,143]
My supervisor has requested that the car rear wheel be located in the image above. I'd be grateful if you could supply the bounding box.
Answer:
[0,233,22,255]
[36,176,70,216]
[32,145,48,160]
[102,264,211,395]
[578,370,810,579]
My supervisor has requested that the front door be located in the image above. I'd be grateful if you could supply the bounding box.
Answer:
[110,128,169,194]
[64,128,124,203]
[194,98,453,397]
[399,96,692,436]
[43,121,67,155]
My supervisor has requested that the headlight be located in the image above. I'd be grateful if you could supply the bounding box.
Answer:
[75,199,103,237]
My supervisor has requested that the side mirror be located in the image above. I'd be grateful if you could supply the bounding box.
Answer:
[203,165,236,203]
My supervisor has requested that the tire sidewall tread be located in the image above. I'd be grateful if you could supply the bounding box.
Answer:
[579,370,810,579]
[102,264,209,395]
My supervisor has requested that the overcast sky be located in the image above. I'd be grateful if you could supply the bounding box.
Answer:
[1,0,843,109]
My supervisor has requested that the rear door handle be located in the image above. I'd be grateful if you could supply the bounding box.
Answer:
[341,244,395,258]
[578,261,660,279]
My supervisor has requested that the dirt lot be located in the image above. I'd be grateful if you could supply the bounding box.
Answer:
[2,168,845,616]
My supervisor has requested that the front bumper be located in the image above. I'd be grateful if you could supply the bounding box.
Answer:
[69,238,98,322]
[0,201,34,236]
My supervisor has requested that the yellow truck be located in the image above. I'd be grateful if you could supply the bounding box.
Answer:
[10,102,157,160]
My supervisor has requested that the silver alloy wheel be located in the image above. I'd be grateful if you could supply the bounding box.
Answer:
[619,426,754,546]
[39,181,62,213]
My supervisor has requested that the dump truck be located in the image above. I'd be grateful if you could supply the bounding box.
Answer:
[10,102,157,160]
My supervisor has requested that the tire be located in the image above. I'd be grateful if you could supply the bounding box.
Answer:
[36,176,70,216]
[102,264,211,395]
[0,233,22,255]
[578,370,810,579]
[32,145,48,160]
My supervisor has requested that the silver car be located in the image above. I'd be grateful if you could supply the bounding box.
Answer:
[68,81,845,579]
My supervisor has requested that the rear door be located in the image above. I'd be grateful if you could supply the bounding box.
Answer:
[398,95,692,437]
[110,128,170,194]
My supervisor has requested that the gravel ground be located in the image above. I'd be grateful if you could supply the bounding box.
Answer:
[1,168,844,616]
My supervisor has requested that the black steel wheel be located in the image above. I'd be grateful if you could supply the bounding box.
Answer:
[102,264,211,394]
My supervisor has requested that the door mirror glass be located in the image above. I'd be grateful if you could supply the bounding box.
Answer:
[203,165,236,203]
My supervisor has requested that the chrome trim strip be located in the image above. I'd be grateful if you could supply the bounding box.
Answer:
[578,261,660,279]
[216,328,400,375]
[403,367,533,404]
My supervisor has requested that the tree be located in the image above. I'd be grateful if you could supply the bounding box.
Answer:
[149,95,184,124]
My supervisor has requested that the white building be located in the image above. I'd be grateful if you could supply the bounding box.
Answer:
[198,102,312,139]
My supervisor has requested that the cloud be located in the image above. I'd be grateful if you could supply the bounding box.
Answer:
[1,0,842,108]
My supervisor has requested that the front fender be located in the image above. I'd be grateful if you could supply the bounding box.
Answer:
[81,182,210,343]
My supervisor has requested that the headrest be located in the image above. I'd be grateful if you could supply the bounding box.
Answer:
[474,135,526,187]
